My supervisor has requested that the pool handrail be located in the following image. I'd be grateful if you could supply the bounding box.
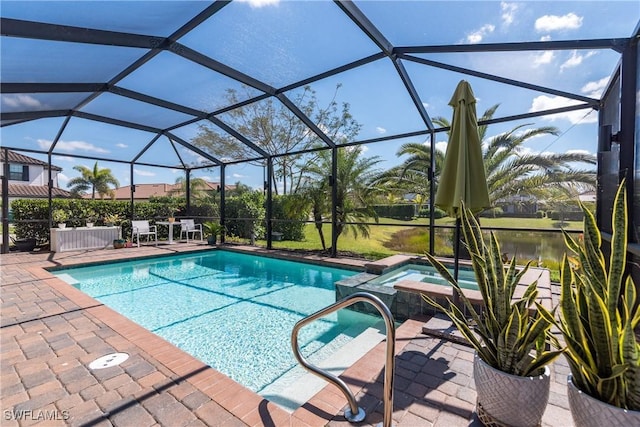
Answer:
[291,291,395,427]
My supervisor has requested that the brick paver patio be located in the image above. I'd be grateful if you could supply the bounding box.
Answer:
[1,244,573,426]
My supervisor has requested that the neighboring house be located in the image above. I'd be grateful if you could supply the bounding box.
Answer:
[108,181,233,201]
[496,194,539,215]
[0,150,72,204]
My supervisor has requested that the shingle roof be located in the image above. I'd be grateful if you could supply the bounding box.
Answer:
[0,150,62,171]
[1,184,73,198]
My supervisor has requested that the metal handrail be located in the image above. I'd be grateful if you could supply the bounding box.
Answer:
[291,292,395,427]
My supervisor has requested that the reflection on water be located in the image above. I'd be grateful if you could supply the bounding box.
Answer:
[492,230,571,263]
[431,227,578,266]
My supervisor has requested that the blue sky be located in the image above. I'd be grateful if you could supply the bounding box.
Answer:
[1,0,639,192]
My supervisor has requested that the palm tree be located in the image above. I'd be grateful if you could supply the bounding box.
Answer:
[168,176,212,202]
[67,162,119,199]
[380,104,596,209]
[373,142,446,210]
[302,147,382,249]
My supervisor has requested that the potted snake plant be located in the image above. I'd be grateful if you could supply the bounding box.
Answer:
[422,203,563,427]
[556,180,640,426]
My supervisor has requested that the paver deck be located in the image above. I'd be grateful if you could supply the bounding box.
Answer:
[1,244,573,426]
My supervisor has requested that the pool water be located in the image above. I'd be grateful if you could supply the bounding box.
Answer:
[53,250,384,404]
[369,263,479,290]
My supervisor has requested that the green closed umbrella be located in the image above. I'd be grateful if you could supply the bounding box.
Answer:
[435,80,490,280]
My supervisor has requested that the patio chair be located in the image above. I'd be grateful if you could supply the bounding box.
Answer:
[179,219,203,242]
[131,220,157,247]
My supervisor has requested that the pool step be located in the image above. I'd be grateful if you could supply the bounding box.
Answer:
[260,321,386,412]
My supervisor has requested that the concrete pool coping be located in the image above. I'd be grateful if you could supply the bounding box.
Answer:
[359,254,554,317]
[1,243,572,426]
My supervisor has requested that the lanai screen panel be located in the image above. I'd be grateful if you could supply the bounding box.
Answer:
[284,58,428,143]
[1,37,147,84]
[1,93,94,115]
[216,97,327,157]
[179,0,380,88]
[0,1,211,35]
[170,120,261,165]
[116,52,263,114]
[52,117,160,163]
[355,1,639,45]
[78,92,197,130]
[0,118,69,151]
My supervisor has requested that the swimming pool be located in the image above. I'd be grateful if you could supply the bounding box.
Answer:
[369,263,479,290]
[53,250,385,410]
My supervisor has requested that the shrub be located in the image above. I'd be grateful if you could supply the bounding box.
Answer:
[418,207,447,219]
[224,191,266,239]
[372,204,416,220]
[271,194,308,241]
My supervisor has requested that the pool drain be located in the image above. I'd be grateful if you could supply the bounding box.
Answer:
[89,352,129,369]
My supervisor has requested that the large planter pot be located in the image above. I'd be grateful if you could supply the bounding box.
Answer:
[474,354,550,427]
[567,375,640,427]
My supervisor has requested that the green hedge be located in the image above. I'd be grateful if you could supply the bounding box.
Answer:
[418,207,447,219]
[224,191,266,239]
[271,194,309,241]
[549,210,584,221]
[9,198,207,242]
[11,199,131,242]
[372,204,416,220]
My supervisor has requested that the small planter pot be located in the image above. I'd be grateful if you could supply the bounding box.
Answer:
[474,354,550,427]
[86,222,94,228]
[567,375,640,427]
[57,223,66,229]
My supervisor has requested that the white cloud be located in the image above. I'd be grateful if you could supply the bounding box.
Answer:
[581,77,609,98]
[236,0,279,8]
[567,149,591,156]
[57,173,69,184]
[535,13,582,32]
[529,95,597,124]
[467,24,495,44]
[134,169,155,177]
[38,138,109,154]
[2,94,42,109]
[376,127,387,134]
[532,51,555,67]
[422,102,430,109]
[232,173,247,178]
[540,35,552,42]
[115,143,128,148]
[501,2,518,26]
[560,50,597,72]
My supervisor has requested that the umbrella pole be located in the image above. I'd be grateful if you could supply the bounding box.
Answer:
[453,218,461,307]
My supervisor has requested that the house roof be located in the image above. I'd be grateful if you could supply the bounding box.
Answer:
[108,181,230,200]
[1,184,73,198]
[0,149,62,171]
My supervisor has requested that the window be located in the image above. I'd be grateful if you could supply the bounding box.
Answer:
[9,164,28,181]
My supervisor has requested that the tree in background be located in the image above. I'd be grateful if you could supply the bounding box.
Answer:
[373,142,446,210]
[191,84,361,195]
[168,176,212,201]
[302,147,382,250]
[67,162,119,199]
